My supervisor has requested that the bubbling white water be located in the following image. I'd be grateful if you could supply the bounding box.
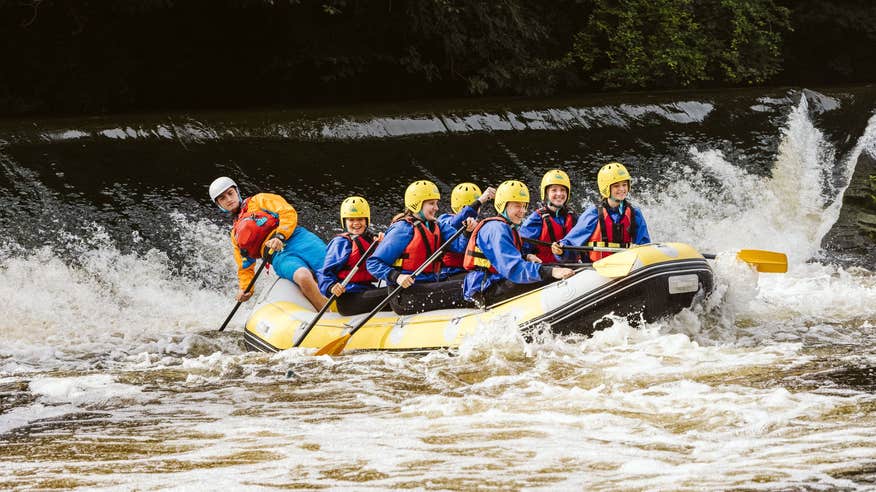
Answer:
[0,216,264,375]
[644,96,859,263]
[639,96,876,345]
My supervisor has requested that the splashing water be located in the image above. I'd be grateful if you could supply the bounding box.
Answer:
[645,96,854,263]
[0,220,249,376]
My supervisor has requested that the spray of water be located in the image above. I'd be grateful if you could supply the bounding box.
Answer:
[0,218,250,375]
[630,96,876,346]
[645,96,844,262]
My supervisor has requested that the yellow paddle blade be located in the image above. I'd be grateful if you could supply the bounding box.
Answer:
[314,333,351,356]
[736,249,788,273]
[593,252,636,278]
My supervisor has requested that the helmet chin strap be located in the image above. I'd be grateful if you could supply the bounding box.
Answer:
[417,210,428,222]
[549,201,567,216]
[608,192,625,210]
[501,210,519,228]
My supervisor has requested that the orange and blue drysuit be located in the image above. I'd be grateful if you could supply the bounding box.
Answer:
[230,193,326,291]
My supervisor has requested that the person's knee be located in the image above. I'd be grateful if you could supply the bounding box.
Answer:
[293,267,315,286]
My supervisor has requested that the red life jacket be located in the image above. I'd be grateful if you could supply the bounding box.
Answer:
[336,232,377,284]
[534,206,576,263]
[233,197,280,259]
[463,216,523,274]
[392,216,442,275]
[442,251,464,269]
[586,201,637,261]
[442,250,464,269]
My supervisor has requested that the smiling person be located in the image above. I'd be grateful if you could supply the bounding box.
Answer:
[551,162,651,261]
[317,196,386,315]
[366,180,471,315]
[520,169,578,263]
[463,180,574,307]
[208,176,328,311]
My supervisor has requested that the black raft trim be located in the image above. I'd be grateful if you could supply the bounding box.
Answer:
[244,328,282,353]
[520,258,712,330]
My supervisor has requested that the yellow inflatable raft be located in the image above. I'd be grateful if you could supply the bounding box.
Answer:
[243,242,714,353]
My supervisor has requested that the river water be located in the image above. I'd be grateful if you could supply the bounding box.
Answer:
[1,88,875,489]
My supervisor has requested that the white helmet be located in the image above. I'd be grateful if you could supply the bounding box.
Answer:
[209,176,238,210]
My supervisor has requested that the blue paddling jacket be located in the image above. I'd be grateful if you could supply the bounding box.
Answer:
[367,214,464,285]
[519,206,578,262]
[462,218,551,301]
[559,202,651,260]
[317,232,378,296]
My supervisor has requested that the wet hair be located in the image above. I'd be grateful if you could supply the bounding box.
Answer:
[391,210,415,223]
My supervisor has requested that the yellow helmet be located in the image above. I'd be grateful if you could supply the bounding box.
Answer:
[404,180,441,213]
[540,169,571,201]
[450,182,482,214]
[340,196,370,228]
[597,162,632,198]
[494,180,530,214]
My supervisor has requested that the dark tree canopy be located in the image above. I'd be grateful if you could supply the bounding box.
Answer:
[0,0,872,115]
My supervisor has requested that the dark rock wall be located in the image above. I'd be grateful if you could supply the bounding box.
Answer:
[823,150,876,266]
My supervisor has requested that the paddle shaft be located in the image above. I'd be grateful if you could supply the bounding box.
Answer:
[218,252,272,332]
[292,238,379,347]
[524,237,787,273]
[340,226,467,340]
[522,237,630,253]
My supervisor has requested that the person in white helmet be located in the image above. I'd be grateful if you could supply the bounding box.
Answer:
[208,176,328,311]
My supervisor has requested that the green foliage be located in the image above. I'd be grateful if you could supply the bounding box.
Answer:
[0,0,867,114]
[706,0,790,84]
[568,0,790,89]
[403,0,558,95]
[571,0,708,89]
